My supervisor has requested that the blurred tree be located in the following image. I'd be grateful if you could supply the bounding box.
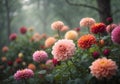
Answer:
[0,0,21,53]
[65,0,111,23]
[4,0,11,41]
[0,0,7,50]
[4,0,21,40]
[36,0,55,33]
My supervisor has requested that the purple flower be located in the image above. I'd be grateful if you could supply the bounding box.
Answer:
[103,48,111,56]
[111,26,120,44]
[14,69,34,80]
[92,51,100,59]
[33,50,48,63]
[106,17,113,24]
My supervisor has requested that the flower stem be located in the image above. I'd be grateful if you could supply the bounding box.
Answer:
[24,79,28,84]
[87,27,90,34]
[57,30,61,39]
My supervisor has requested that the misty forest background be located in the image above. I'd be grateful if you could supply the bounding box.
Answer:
[0,0,120,53]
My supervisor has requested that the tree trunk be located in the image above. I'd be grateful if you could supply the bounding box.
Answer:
[97,0,111,23]
[5,0,11,43]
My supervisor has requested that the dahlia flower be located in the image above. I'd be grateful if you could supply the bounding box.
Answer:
[106,24,117,33]
[77,34,96,49]
[111,26,120,44]
[45,37,56,48]
[31,33,41,42]
[90,23,106,34]
[1,56,7,62]
[89,58,117,79]
[51,21,64,30]
[45,59,54,70]
[33,50,48,63]
[52,58,60,66]
[103,48,111,56]
[20,26,27,34]
[65,30,78,40]
[52,39,76,61]
[74,27,81,32]
[14,69,34,80]
[9,33,17,41]
[106,17,113,24]
[60,25,69,32]
[92,51,100,59]
[80,17,96,27]
[15,58,22,64]
[18,53,24,58]
[28,63,36,71]
[7,61,13,66]
[2,46,9,53]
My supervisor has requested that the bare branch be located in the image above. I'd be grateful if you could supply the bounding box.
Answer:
[65,0,102,13]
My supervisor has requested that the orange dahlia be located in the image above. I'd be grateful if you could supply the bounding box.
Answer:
[90,23,106,34]
[77,34,96,49]
[28,63,36,71]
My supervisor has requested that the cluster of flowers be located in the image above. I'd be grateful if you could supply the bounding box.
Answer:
[1,16,120,83]
[31,17,119,80]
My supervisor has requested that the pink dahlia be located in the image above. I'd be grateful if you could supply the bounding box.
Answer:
[80,17,96,27]
[14,69,34,80]
[60,25,69,32]
[20,26,27,34]
[111,26,120,44]
[52,39,76,61]
[33,50,48,63]
[51,21,64,30]
[45,59,54,70]
[9,33,17,41]
[106,24,117,33]
[31,33,41,42]
[89,58,117,79]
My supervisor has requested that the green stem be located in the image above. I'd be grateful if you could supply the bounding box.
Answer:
[87,27,90,34]
[98,33,103,56]
[24,79,28,84]
[57,30,61,39]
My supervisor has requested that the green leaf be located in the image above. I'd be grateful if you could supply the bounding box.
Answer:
[38,70,47,74]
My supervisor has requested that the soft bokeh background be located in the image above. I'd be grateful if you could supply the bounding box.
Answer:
[0,0,120,52]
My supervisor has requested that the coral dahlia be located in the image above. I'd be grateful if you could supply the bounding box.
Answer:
[80,17,96,27]
[89,58,117,79]
[51,21,64,30]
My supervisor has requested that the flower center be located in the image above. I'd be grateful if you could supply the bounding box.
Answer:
[59,45,66,53]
